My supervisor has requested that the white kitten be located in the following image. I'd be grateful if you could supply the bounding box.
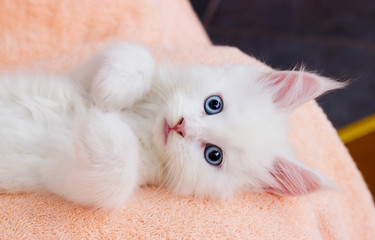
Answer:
[0,43,345,209]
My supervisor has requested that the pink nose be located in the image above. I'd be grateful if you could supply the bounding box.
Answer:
[172,118,185,137]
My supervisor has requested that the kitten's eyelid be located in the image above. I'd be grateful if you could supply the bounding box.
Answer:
[200,141,207,148]
[204,93,223,103]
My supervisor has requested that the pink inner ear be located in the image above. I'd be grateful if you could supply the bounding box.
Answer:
[264,157,322,196]
[265,72,320,109]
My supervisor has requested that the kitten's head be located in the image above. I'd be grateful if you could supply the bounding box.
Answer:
[153,64,344,199]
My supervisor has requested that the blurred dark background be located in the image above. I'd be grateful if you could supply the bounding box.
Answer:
[190,0,375,129]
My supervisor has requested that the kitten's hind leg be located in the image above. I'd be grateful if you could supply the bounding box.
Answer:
[40,109,139,209]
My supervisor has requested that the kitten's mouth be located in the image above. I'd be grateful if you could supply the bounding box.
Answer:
[164,119,172,144]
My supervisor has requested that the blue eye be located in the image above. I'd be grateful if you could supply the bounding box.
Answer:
[204,95,223,115]
[204,145,223,166]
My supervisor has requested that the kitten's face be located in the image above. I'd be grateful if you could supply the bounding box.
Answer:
[153,65,290,199]
[152,63,341,199]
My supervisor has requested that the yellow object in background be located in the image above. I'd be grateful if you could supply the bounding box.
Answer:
[338,114,375,144]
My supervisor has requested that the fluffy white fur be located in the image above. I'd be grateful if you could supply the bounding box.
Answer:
[0,43,345,209]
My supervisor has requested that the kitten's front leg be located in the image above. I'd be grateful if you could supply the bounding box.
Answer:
[72,43,155,111]
[41,109,140,209]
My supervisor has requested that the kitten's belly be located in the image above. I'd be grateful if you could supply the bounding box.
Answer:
[0,72,87,191]
[0,72,87,136]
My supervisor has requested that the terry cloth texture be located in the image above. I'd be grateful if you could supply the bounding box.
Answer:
[1,0,375,239]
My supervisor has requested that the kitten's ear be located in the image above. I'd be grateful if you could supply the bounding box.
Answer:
[259,70,346,111]
[263,157,333,196]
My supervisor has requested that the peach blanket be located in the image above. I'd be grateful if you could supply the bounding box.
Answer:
[1,0,374,239]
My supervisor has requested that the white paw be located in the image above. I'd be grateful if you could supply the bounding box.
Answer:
[90,43,155,111]
[72,109,139,208]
